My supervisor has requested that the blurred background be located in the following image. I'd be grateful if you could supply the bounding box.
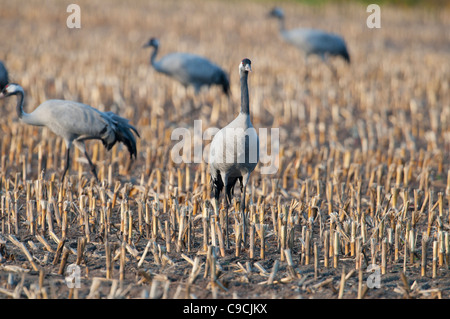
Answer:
[0,0,449,191]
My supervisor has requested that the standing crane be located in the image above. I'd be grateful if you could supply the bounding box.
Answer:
[209,58,259,248]
[0,61,9,91]
[143,37,230,96]
[268,7,350,75]
[0,83,140,182]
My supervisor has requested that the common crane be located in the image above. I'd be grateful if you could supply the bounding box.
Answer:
[209,58,259,248]
[0,83,140,182]
[268,7,350,75]
[144,37,230,96]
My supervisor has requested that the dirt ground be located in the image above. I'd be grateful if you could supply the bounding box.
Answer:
[1,204,449,300]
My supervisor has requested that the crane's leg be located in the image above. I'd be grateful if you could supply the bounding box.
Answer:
[61,146,71,182]
[74,141,99,182]
[223,174,235,250]
[303,54,310,82]
[240,174,250,248]
[84,150,99,182]
[194,85,201,96]
[326,63,337,79]
[225,197,230,249]
[238,176,246,246]
[224,188,232,250]
[211,171,226,249]
[240,175,248,214]
[322,54,337,79]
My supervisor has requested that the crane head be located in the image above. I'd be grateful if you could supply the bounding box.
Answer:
[143,37,159,49]
[0,83,23,98]
[239,59,252,74]
[268,7,285,19]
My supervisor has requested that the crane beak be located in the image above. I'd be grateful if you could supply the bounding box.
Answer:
[245,65,252,72]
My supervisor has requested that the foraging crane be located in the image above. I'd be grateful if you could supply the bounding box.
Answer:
[143,37,230,96]
[0,83,140,182]
[268,7,350,75]
[0,61,9,91]
[209,58,259,247]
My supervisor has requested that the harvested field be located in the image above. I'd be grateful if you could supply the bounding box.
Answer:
[0,0,449,301]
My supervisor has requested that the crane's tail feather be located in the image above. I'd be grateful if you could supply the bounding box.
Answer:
[211,172,224,201]
[210,172,241,206]
[342,49,350,63]
[104,112,140,158]
[221,72,231,96]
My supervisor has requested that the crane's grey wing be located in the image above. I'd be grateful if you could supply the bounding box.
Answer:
[283,28,349,60]
[33,100,139,158]
[281,28,312,51]
[228,119,259,174]
[31,100,110,142]
[181,55,225,81]
[209,128,225,172]
[303,30,348,55]
[209,127,242,176]
[209,118,259,177]
[156,53,226,86]
[0,61,9,91]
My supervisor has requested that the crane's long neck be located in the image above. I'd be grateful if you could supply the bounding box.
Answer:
[277,16,286,32]
[14,90,26,119]
[240,71,250,115]
[13,90,43,126]
[150,45,159,68]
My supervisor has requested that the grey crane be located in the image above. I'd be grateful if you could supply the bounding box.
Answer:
[0,83,140,182]
[268,7,350,75]
[0,61,9,91]
[143,38,230,96]
[209,58,259,248]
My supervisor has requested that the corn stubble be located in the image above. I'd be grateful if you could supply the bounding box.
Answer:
[0,0,449,299]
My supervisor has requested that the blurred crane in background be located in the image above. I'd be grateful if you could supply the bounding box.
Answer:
[144,37,230,96]
[0,61,9,91]
[268,7,350,76]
